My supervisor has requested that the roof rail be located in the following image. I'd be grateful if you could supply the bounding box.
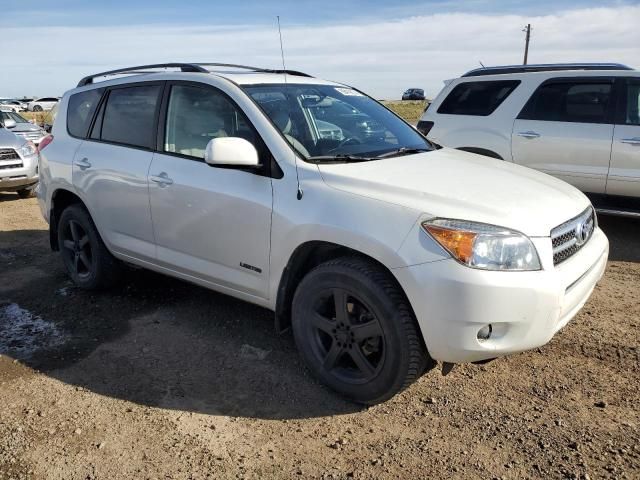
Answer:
[77,62,313,87]
[77,63,210,87]
[196,63,312,78]
[462,63,634,77]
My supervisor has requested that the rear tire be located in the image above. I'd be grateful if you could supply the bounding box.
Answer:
[57,204,121,290]
[292,256,431,405]
[17,188,35,199]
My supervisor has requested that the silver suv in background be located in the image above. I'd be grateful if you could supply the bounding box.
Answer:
[0,117,40,198]
[0,109,48,144]
[419,63,640,217]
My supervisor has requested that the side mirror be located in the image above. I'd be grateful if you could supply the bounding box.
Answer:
[3,119,16,129]
[204,137,260,168]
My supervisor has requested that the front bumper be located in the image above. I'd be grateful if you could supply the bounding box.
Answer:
[394,227,609,363]
[0,153,39,192]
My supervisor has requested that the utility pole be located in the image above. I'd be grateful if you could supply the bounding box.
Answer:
[523,24,531,65]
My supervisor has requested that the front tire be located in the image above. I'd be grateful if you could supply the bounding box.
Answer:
[17,188,35,199]
[32,105,43,112]
[57,204,121,290]
[292,256,431,405]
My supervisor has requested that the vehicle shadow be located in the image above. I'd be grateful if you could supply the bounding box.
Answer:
[1,215,636,420]
[0,192,22,203]
[0,229,361,420]
[597,214,640,263]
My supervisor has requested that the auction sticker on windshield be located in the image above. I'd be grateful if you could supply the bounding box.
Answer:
[335,87,363,96]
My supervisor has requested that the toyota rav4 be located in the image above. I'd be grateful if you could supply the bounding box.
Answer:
[37,63,609,404]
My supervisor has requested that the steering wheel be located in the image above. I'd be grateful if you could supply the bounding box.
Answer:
[335,136,362,149]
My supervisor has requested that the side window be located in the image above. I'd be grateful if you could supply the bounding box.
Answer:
[101,85,161,149]
[437,80,520,116]
[624,81,640,125]
[67,88,104,138]
[164,84,258,159]
[519,80,612,124]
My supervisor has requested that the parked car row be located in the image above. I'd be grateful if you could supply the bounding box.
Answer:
[0,97,59,112]
[33,62,612,405]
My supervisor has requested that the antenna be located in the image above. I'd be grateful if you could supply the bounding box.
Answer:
[479,61,485,68]
[277,15,303,200]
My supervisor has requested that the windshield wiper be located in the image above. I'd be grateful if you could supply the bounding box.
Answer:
[374,147,430,159]
[307,154,373,164]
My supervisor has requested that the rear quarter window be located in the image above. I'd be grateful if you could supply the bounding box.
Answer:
[437,80,521,116]
[67,89,104,138]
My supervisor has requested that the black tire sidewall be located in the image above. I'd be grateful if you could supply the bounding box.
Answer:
[292,262,417,404]
[57,205,109,289]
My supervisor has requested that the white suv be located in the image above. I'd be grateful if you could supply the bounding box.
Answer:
[419,63,640,216]
[37,63,608,404]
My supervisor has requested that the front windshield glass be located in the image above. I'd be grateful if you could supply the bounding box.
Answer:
[244,84,431,161]
[0,111,30,123]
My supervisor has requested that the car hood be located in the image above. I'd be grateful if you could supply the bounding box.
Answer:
[0,127,23,147]
[317,148,591,237]
[10,123,42,133]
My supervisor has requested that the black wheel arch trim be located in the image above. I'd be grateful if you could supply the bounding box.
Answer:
[456,147,503,160]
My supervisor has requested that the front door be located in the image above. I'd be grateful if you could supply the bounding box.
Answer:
[148,82,273,299]
[607,78,640,197]
[512,78,615,194]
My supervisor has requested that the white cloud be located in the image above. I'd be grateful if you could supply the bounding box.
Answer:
[2,5,638,99]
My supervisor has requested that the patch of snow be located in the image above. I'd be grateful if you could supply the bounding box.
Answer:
[0,303,67,360]
[239,344,271,361]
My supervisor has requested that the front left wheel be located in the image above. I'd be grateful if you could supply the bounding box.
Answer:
[17,188,35,199]
[57,204,121,290]
[292,256,431,405]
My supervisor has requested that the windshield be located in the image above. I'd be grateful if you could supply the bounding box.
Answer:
[0,111,30,123]
[244,84,431,161]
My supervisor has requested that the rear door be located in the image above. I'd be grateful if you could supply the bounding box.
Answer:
[512,77,615,193]
[72,82,163,261]
[607,77,640,197]
[147,81,273,299]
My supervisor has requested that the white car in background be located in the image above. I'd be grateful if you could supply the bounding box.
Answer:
[418,63,640,217]
[0,100,27,112]
[38,62,608,404]
[27,97,59,112]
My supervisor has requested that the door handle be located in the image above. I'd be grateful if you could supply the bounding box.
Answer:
[76,157,92,170]
[621,137,640,146]
[150,172,174,187]
[517,131,541,139]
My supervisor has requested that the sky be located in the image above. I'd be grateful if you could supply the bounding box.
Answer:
[1,0,639,99]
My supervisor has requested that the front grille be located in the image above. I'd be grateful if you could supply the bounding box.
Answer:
[551,207,595,266]
[0,148,20,161]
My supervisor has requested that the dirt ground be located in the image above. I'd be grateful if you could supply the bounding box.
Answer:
[0,194,638,480]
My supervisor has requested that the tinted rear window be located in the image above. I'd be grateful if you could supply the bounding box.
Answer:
[518,80,612,124]
[100,85,161,149]
[67,89,104,138]
[437,80,520,116]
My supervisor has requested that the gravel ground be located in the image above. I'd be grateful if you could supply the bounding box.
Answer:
[0,194,639,480]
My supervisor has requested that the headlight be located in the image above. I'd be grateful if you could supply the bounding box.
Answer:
[422,219,541,271]
[18,141,37,157]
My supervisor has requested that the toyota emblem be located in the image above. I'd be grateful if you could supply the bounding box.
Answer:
[575,217,594,246]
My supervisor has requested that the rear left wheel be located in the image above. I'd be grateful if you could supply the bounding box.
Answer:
[57,204,121,290]
[292,256,431,405]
